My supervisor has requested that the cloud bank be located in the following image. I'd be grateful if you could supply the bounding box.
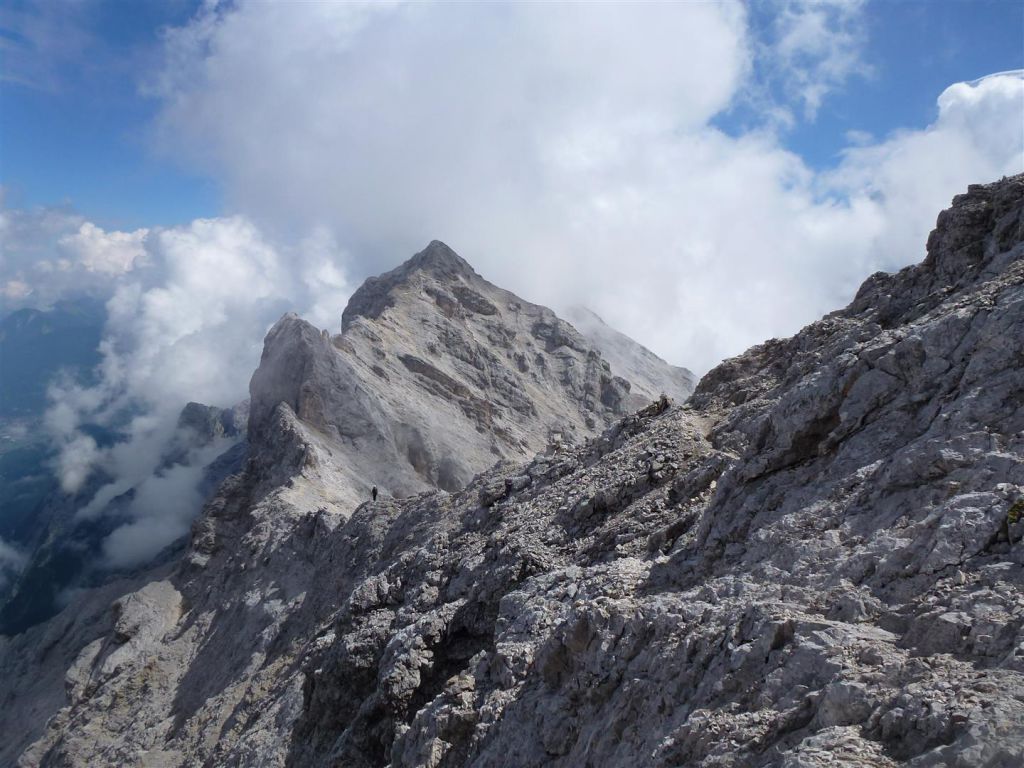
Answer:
[34,217,351,567]
[145,1,1022,372]
[0,203,150,307]
[2,1,1022,570]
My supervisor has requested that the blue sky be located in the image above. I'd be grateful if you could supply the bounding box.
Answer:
[1,0,215,228]
[2,0,1021,231]
[734,0,1024,166]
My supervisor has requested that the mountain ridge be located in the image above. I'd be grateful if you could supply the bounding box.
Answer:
[1,176,1022,767]
[247,238,690,505]
[1,239,691,638]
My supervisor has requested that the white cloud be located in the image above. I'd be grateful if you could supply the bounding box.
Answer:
[58,222,148,275]
[39,215,353,564]
[763,0,870,121]
[144,2,1021,374]
[43,214,352,441]
[3,206,354,565]
[825,70,1024,272]
[53,433,101,494]
[103,217,290,407]
[101,439,230,568]
[2,279,31,301]
[149,1,749,253]
[0,203,151,308]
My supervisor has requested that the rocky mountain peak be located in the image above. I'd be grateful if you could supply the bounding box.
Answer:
[341,239,478,331]
[250,241,685,505]
[407,239,477,278]
[842,174,1024,330]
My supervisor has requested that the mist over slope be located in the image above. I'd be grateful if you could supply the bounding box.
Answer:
[565,305,695,408]
[0,299,106,613]
[0,176,1022,767]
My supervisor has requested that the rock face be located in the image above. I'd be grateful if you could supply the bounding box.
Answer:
[247,240,643,505]
[2,176,1023,768]
[177,401,249,445]
[564,305,696,408]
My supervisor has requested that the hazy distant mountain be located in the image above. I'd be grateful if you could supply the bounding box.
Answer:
[0,298,105,418]
[0,298,107,623]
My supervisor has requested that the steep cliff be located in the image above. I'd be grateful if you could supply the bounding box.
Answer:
[246,240,643,507]
[564,305,695,408]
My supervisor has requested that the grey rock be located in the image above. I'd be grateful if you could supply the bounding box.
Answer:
[3,176,1024,768]
[565,305,696,408]
[177,400,248,444]
[248,239,648,507]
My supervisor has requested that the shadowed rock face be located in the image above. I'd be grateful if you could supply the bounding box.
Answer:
[3,176,1024,768]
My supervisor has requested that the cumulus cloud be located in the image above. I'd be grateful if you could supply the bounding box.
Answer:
[145,0,1022,374]
[149,1,749,253]
[824,71,1024,270]
[580,70,1024,371]
[0,202,150,308]
[58,222,148,275]
[40,215,352,567]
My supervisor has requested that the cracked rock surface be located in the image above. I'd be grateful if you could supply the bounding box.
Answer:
[1,176,1023,767]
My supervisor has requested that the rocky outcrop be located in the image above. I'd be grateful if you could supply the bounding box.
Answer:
[248,240,643,501]
[2,177,1023,767]
[564,305,696,408]
[177,401,248,445]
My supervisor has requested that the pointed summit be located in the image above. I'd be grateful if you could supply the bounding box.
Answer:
[258,237,646,499]
[342,240,477,330]
[405,240,476,280]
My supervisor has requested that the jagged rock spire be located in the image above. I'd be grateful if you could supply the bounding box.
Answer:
[342,240,477,330]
